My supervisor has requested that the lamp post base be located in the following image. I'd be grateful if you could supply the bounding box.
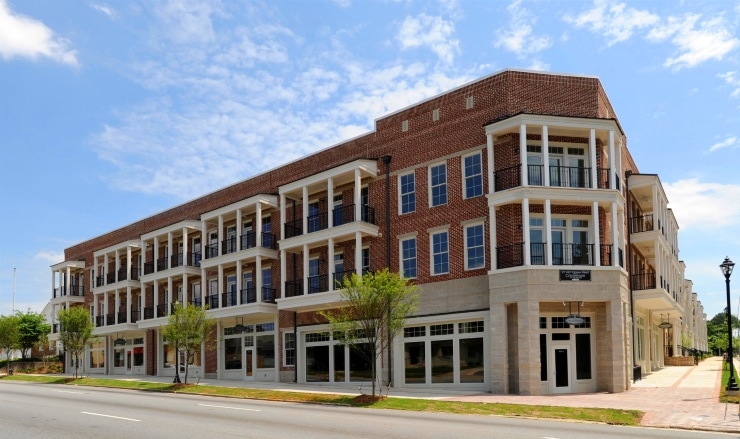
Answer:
[727,376,739,392]
[173,374,181,384]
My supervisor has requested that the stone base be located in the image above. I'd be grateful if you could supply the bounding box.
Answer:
[665,356,696,366]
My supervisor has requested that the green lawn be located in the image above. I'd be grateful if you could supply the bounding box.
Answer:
[0,374,642,426]
[720,362,740,404]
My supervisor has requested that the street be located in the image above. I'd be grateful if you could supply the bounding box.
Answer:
[0,381,733,438]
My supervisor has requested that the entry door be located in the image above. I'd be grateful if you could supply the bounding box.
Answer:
[245,347,254,379]
[126,349,132,373]
[549,156,562,187]
[569,157,586,188]
[552,346,571,393]
[551,229,564,265]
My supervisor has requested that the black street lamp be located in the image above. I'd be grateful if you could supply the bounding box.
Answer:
[721,256,738,391]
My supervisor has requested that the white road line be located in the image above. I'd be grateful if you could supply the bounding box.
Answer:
[51,390,85,394]
[197,403,261,412]
[81,412,141,422]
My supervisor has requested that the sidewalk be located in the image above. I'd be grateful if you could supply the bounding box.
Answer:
[76,356,740,433]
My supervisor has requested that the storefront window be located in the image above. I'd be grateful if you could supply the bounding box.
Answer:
[225,338,241,370]
[431,339,454,383]
[458,337,484,383]
[404,341,426,384]
[256,335,274,368]
[575,333,592,380]
[348,343,373,382]
[306,346,329,382]
[114,348,125,367]
[133,346,144,367]
[163,342,175,368]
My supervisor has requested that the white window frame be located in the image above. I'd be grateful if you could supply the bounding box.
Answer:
[398,172,416,215]
[462,151,483,199]
[283,331,296,367]
[429,227,450,275]
[398,233,418,279]
[429,162,448,207]
[464,221,485,270]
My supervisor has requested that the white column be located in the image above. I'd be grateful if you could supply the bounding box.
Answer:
[280,250,287,299]
[654,241,661,287]
[592,201,601,266]
[51,269,56,298]
[182,273,187,304]
[486,134,495,194]
[153,237,159,272]
[114,290,120,324]
[104,253,109,282]
[302,186,309,234]
[542,125,550,187]
[611,203,619,267]
[217,265,223,308]
[544,200,552,266]
[153,281,159,316]
[589,129,597,189]
[201,221,208,258]
[354,168,362,222]
[126,286,132,323]
[489,205,497,270]
[328,237,335,291]
[236,262,242,305]
[217,215,223,256]
[167,277,173,313]
[256,203,263,248]
[327,177,334,228]
[520,124,528,186]
[236,208,242,250]
[104,293,109,325]
[280,194,286,240]
[182,228,189,265]
[114,250,120,282]
[608,130,616,190]
[522,199,530,266]
[256,256,263,303]
[127,246,132,280]
[354,232,362,277]
[303,244,309,296]
[216,321,222,379]
[200,267,207,308]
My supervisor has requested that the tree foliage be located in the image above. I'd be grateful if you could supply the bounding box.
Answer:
[161,302,215,384]
[57,306,94,379]
[319,268,418,397]
[16,310,50,360]
[0,314,20,366]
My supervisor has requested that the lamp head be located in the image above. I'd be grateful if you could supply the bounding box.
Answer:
[721,257,735,279]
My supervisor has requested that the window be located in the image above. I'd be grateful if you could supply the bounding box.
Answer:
[463,153,483,198]
[431,231,449,275]
[399,172,416,214]
[465,223,485,270]
[308,201,320,233]
[284,332,296,367]
[361,247,370,275]
[400,237,417,279]
[360,186,369,222]
[430,163,447,207]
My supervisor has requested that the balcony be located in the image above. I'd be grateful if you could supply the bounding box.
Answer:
[629,214,654,234]
[308,274,328,294]
[285,280,303,297]
[205,243,219,259]
[262,286,276,303]
[117,311,127,324]
[496,243,617,269]
[52,323,59,333]
[156,256,168,272]
[283,204,376,239]
[156,303,172,318]
[95,315,105,327]
[207,294,219,309]
[495,164,614,191]
[130,309,139,324]
[106,273,115,285]
[143,307,154,320]
[170,252,202,268]
[222,290,238,307]
[241,287,256,304]
[222,237,238,256]
[631,272,657,291]
[53,285,85,298]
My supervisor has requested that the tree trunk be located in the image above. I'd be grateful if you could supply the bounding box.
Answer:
[184,350,189,384]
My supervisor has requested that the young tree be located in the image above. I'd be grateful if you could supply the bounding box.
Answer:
[57,306,93,379]
[161,302,215,384]
[0,314,20,372]
[319,268,418,397]
[16,310,50,360]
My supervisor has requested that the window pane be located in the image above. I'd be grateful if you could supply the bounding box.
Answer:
[257,334,274,368]
[540,334,547,381]
[306,346,329,382]
[400,173,416,214]
[459,337,484,383]
[402,238,417,278]
[576,334,592,380]
[466,224,484,269]
[431,339,454,383]
[404,341,426,384]
[224,338,242,370]
[464,153,483,198]
[333,344,345,382]
[284,333,296,366]
[431,164,447,206]
[349,343,373,382]
[432,232,449,274]
[133,347,144,366]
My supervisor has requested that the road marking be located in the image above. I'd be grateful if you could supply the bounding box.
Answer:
[81,412,141,422]
[51,390,85,394]
[197,403,261,412]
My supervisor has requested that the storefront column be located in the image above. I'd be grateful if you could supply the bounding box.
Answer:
[517,300,541,395]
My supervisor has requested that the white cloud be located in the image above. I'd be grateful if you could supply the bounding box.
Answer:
[89,2,116,19]
[494,0,552,57]
[565,0,659,46]
[34,250,64,265]
[664,179,740,230]
[527,59,550,71]
[333,0,351,8]
[0,0,78,66]
[708,136,739,152]
[647,14,740,70]
[397,14,459,64]
[718,71,740,98]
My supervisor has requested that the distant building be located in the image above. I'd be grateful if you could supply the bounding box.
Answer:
[45,69,707,394]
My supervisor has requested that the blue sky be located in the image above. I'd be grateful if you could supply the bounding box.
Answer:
[1,0,739,321]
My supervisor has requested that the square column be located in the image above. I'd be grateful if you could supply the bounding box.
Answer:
[217,265,223,308]
[592,201,601,266]
[354,169,362,222]
[544,200,552,265]
[611,203,619,267]
[489,205,497,270]
[256,256,263,303]
[126,286,132,323]
[519,124,528,186]
[608,130,616,190]
[517,300,541,395]
[589,129,597,189]
[327,177,334,228]
[328,237,335,291]
[486,133,494,194]
[302,244,309,296]
[522,199,530,265]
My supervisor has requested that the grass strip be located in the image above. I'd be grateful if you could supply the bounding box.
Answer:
[1,374,642,426]
[720,362,740,404]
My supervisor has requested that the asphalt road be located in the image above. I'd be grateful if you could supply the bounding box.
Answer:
[0,381,733,438]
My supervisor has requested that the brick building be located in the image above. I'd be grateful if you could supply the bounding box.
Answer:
[45,69,707,395]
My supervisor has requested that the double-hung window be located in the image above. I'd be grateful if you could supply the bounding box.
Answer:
[463,153,483,198]
[430,163,447,207]
[431,230,449,275]
[284,332,296,367]
[400,237,417,279]
[464,223,485,270]
[399,172,416,214]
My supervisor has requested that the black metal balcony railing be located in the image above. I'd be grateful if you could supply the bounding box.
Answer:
[168,252,201,268]
[156,256,168,272]
[143,306,154,320]
[333,270,355,288]
[241,287,256,304]
[262,286,276,303]
[117,311,127,324]
[494,165,521,192]
[207,294,219,309]
[549,166,591,189]
[156,303,169,318]
[629,214,654,234]
[284,219,302,238]
[190,252,202,267]
[618,247,624,268]
[597,168,610,189]
[190,297,202,307]
[105,313,114,326]
[171,253,182,269]
[361,205,376,224]
[600,244,612,266]
[205,243,219,259]
[530,243,546,265]
[496,243,524,269]
[53,287,62,298]
[52,323,59,333]
[96,275,105,287]
[527,164,544,186]
[632,272,657,291]
[307,212,328,234]
[308,274,328,294]
[95,315,105,327]
[285,280,303,297]
[106,273,115,285]
[241,231,256,250]
[262,232,277,249]
[552,243,594,266]
[130,267,140,281]
[222,237,237,255]
[222,290,237,307]
[144,262,155,275]
[130,309,139,324]
[117,268,128,282]
[615,173,621,191]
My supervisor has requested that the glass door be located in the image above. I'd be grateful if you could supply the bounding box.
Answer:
[549,156,562,187]
[126,348,132,373]
[245,347,254,378]
[551,228,564,265]
[527,155,543,186]
[569,157,586,188]
[552,346,571,393]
